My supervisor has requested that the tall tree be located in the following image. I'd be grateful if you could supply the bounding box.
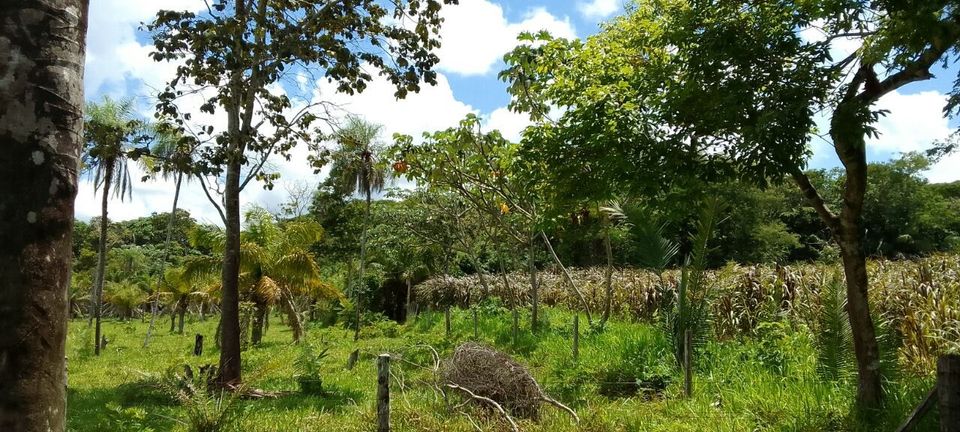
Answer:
[503,0,960,407]
[330,116,391,340]
[0,0,89,429]
[82,97,145,355]
[147,0,457,387]
[143,123,195,347]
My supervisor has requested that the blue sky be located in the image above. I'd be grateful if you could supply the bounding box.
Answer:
[79,0,959,224]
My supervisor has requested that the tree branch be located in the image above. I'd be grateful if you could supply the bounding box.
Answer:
[791,170,841,235]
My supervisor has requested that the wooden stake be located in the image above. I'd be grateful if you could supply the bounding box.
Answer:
[377,354,390,432]
[683,329,692,398]
[939,354,960,432]
[193,334,203,356]
[347,349,359,370]
[572,314,579,362]
[895,387,937,432]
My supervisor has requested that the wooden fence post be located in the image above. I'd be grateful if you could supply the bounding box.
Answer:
[377,354,391,432]
[473,309,478,340]
[939,354,960,432]
[347,349,359,370]
[683,329,692,398]
[445,308,451,338]
[572,314,579,362]
[193,334,203,356]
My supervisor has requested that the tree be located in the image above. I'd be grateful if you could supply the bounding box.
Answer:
[330,116,392,340]
[183,207,334,344]
[503,0,960,407]
[143,124,196,346]
[82,96,146,355]
[0,0,88,429]
[146,0,457,387]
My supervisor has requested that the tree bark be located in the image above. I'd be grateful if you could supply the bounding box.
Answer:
[251,301,267,345]
[218,156,243,387]
[282,290,303,344]
[93,161,113,356]
[832,103,883,409]
[0,1,88,430]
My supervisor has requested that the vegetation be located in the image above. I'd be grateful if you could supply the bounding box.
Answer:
[6,0,960,430]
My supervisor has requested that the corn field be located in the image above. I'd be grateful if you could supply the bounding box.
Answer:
[416,255,960,376]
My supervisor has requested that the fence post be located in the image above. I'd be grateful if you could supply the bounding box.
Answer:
[473,309,478,339]
[939,354,960,432]
[684,329,692,398]
[512,309,519,344]
[193,334,203,356]
[347,349,359,370]
[445,308,451,338]
[572,314,579,362]
[377,354,390,432]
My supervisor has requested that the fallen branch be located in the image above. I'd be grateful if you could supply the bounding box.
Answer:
[540,395,579,424]
[445,383,520,432]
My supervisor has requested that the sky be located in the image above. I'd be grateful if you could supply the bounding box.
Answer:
[79,0,960,225]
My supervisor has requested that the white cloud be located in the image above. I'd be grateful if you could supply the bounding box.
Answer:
[577,0,620,20]
[436,1,576,76]
[808,90,958,183]
[485,106,530,142]
[84,0,203,98]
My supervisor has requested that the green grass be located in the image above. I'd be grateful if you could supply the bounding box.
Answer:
[66,306,939,431]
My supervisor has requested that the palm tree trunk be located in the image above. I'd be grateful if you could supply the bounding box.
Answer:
[0,4,87,429]
[145,172,183,347]
[282,290,303,344]
[93,162,114,356]
[177,300,186,334]
[251,302,267,345]
[405,277,413,322]
[354,188,372,341]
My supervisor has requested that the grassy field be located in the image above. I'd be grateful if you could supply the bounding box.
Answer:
[66,305,939,431]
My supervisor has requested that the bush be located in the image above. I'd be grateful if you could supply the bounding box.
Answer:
[295,341,329,395]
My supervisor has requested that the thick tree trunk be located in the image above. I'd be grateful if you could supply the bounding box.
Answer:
[93,164,112,356]
[0,1,88,429]
[839,216,883,408]
[145,172,183,347]
[833,104,883,409]
[251,301,267,345]
[218,157,243,387]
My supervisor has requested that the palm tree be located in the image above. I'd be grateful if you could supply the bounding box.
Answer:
[183,208,335,344]
[143,123,196,346]
[330,116,391,340]
[82,96,144,355]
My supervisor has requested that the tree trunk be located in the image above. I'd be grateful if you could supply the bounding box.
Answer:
[527,239,539,331]
[405,277,413,322]
[145,171,183,347]
[218,156,243,387]
[838,226,883,407]
[251,301,267,345]
[0,1,88,429]
[282,290,303,344]
[170,305,176,332]
[93,162,113,356]
[355,189,372,341]
[177,301,186,334]
[833,105,883,409]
